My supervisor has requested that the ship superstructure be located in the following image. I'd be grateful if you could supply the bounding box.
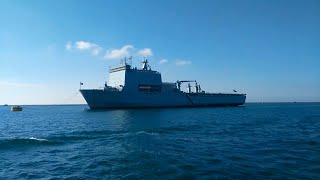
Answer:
[80,57,246,109]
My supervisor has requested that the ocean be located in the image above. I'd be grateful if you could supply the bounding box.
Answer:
[0,103,319,179]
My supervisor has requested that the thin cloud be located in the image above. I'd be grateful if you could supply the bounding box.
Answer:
[176,60,192,66]
[65,42,72,51]
[159,59,168,64]
[65,41,102,56]
[104,45,134,60]
[66,41,154,60]
[137,48,153,57]
[90,47,102,56]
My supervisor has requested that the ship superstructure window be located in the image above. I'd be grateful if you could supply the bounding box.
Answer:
[138,85,161,92]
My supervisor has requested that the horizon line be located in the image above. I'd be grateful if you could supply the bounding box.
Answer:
[2,102,320,106]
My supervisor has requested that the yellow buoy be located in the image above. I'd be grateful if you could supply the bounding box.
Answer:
[11,106,23,112]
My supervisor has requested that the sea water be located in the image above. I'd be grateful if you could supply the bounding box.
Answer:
[0,103,319,179]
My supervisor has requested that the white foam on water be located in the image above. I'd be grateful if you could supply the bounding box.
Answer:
[28,137,49,142]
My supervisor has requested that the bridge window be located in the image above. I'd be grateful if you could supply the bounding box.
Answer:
[138,85,161,92]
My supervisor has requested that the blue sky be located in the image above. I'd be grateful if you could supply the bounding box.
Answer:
[1,0,319,104]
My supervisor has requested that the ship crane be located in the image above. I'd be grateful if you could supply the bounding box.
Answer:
[177,80,197,90]
[195,81,202,93]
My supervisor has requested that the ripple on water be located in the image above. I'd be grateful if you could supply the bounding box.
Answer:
[1,104,320,179]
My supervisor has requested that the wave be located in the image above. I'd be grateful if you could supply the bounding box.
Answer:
[135,131,159,136]
[0,137,63,150]
[28,137,49,141]
[58,130,160,139]
[0,126,194,150]
[147,125,199,134]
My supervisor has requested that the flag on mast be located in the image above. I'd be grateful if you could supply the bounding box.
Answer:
[80,82,84,90]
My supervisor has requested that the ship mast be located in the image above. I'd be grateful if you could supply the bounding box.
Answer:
[142,58,151,70]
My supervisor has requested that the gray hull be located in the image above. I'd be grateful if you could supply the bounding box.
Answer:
[80,89,246,109]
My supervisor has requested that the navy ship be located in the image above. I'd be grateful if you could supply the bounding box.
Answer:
[80,57,246,109]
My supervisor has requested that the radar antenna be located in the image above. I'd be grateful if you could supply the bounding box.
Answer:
[120,56,133,67]
[142,58,151,70]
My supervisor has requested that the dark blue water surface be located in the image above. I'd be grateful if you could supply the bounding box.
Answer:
[0,103,319,179]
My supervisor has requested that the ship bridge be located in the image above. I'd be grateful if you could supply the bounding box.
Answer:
[107,57,162,92]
